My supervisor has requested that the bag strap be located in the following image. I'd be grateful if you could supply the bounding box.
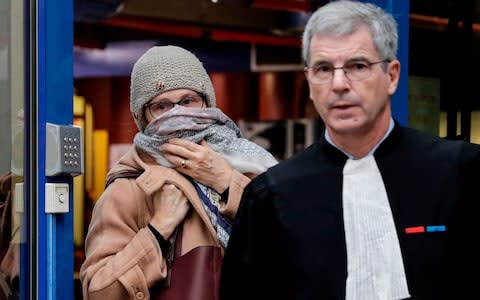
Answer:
[104,169,144,189]
[163,222,183,287]
[173,222,183,258]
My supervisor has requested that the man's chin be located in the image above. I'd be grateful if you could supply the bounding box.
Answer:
[329,118,364,133]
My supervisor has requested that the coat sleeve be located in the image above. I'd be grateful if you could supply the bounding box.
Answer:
[80,178,167,300]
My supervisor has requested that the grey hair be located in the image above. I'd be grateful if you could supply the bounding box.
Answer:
[302,0,398,65]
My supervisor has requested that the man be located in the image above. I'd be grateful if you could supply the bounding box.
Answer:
[220,1,480,299]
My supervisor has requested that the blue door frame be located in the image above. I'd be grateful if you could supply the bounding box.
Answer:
[36,0,74,298]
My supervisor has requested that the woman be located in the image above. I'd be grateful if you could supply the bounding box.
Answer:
[79,45,277,299]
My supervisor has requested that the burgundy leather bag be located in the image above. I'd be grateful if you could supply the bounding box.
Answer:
[150,224,223,300]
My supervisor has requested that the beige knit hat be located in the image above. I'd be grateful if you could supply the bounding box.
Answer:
[130,45,217,131]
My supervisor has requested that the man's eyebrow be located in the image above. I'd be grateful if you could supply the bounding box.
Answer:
[311,56,371,65]
[345,56,370,62]
[310,59,332,66]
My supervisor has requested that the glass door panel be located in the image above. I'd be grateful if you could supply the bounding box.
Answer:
[0,1,30,299]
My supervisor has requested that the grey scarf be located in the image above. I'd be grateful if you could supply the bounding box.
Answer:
[134,105,278,173]
[134,106,278,247]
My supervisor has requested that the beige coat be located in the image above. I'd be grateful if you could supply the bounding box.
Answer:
[80,146,251,300]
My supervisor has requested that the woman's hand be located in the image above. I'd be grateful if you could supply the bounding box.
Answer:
[161,139,232,193]
[150,184,190,239]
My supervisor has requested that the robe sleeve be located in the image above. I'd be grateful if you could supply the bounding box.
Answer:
[219,173,278,300]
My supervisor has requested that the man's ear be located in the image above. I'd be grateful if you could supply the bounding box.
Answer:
[387,60,400,95]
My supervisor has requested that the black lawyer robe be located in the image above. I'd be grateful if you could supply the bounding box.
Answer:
[220,123,480,300]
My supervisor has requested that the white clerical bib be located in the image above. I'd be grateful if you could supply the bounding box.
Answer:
[342,156,410,300]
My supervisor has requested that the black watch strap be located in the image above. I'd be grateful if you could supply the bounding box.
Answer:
[148,224,171,254]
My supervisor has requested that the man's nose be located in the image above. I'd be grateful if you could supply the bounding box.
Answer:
[331,68,349,88]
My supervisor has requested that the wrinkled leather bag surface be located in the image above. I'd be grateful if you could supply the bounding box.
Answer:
[150,225,223,300]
